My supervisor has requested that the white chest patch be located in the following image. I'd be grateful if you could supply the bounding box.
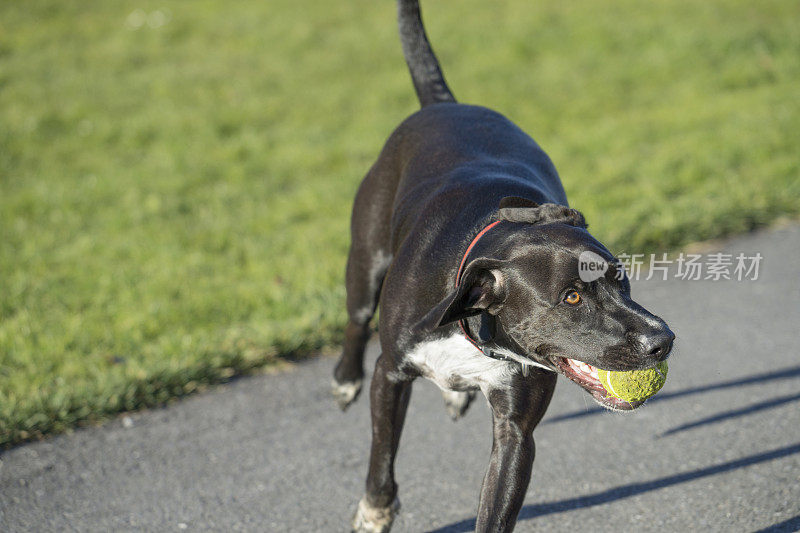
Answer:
[406,334,517,392]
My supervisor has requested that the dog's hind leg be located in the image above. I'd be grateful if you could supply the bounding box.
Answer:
[352,352,411,533]
[333,169,394,410]
[333,244,390,409]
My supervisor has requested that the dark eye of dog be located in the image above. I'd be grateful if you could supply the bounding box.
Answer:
[564,290,582,305]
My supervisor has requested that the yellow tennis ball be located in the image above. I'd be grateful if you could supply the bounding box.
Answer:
[597,361,668,402]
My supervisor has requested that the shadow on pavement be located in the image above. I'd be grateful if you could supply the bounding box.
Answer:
[427,442,800,533]
[543,364,800,425]
[660,392,800,437]
[753,514,800,533]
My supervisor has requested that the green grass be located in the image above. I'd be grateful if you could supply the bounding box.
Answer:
[1,0,798,447]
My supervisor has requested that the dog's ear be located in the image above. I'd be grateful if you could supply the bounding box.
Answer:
[498,196,587,228]
[499,196,540,210]
[415,258,507,332]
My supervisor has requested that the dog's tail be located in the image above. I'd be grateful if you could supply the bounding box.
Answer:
[398,0,456,107]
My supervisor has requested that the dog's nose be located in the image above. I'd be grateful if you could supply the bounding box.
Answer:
[632,328,674,360]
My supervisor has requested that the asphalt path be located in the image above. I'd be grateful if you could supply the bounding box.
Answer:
[1,225,799,532]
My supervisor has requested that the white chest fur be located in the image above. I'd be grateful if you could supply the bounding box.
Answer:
[406,334,517,392]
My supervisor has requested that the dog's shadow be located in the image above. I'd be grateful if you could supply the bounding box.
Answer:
[427,442,800,533]
[659,390,800,437]
[427,365,800,533]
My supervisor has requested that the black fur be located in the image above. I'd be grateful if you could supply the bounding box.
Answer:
[397,0,455,107]
[336,2,674,531]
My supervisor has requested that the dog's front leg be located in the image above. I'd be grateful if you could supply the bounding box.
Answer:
[352,352,412,533]
[476,371,556,532]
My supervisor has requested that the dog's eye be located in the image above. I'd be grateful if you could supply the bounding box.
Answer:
[564,290,582,305]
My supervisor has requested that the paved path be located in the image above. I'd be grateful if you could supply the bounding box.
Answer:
[2,225,799,532]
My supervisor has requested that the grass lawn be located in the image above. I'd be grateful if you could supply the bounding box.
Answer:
[1,0,798,447]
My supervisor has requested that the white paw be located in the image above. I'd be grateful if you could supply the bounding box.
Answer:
[442,390,475,421]
[351,496,400,533]
[332,379,363,411]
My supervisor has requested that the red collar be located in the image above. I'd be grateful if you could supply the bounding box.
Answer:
[455,220,502,351]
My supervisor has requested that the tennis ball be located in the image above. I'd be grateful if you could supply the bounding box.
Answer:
[597,361,668,402]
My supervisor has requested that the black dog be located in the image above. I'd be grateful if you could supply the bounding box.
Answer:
[333,1,675,531]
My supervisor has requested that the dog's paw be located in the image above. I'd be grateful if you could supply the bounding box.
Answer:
[351,496,400,533]
[442,390,476,421]
[332,379,363,411]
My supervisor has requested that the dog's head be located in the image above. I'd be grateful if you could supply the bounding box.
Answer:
[418,196,674,411]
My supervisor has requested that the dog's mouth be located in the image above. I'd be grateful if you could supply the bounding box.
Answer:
[551,356,645,411]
